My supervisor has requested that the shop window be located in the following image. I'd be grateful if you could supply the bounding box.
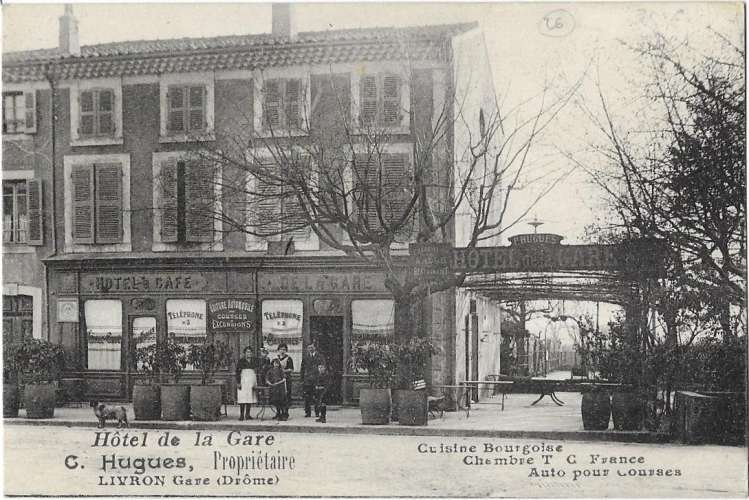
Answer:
[131,317,157,370]
[261,299,303,371]
[85,300,122,370]
[351,299,394,343]
[2,90,36,134]
[166,299,207,369]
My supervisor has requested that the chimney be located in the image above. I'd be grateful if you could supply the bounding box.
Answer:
[272,3,297,40]
[59,4,80,56]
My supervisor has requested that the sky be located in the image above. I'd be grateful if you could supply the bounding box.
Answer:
[2,1,743,243]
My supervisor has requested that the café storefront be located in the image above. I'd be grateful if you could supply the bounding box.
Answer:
[44,255,396,404]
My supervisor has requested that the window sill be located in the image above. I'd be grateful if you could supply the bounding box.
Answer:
[152,241,224,252]
[71,136,124,147]
[2,244,35,254]
[353,124,411,136]
[159,132,216,144]
[65,242,132,253]
[254,129,309,139]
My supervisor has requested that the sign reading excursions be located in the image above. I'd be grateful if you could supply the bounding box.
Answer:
[208,299,257,333]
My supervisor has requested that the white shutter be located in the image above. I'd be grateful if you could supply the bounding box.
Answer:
[23,91,37,133]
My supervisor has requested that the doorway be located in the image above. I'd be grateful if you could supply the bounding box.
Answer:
[310,315,343,404]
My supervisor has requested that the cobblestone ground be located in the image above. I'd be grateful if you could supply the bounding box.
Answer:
[5,425,747,497]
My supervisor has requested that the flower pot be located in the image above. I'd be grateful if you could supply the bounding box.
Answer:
[581,390,611,430]
[3,384,19,418]
[359,388,391,424]
[612,392,643,431]
[395,389,428,426]
[23,383,56,419]
[160,384,190,421]
[190,384,223,421]
[132,384,161,420]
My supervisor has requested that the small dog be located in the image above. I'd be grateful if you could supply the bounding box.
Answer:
[91,401,129,429]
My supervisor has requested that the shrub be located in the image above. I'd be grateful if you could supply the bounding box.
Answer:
[350,341,398,389]
[187,342,232,385]
[393,337,439,389]
[14,339,65,384]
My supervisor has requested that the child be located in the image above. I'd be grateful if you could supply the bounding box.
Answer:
[314,363,331,423]
[265,358,288,421]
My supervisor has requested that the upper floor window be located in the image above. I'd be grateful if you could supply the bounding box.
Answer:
[262,78,304,131]
[359,73,403,128]
[167,85,207,134]
[2,91,36,134]
[70,80,122,146]
[79,89,114,138]
[159,158,215,243]
[2,179,42,246]
[159,74,215,143]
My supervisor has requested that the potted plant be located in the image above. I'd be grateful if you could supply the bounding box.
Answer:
[576,316,612,430]
[14,339,65,419]
[132,344,162,420]
[600,317,643,431]
[187,341,232,421]
[393,337,438,426]
[350,341,397,424]
[3,342,21,418]
[155,339,189,421]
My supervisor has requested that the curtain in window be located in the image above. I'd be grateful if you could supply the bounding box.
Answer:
[85,300,122,370]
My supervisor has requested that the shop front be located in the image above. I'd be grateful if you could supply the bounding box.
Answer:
[45,256,397,404]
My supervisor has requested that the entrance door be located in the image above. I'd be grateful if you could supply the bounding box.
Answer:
[310,316,343,404]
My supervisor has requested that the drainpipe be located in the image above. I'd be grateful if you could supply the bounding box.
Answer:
[44,63,59,342]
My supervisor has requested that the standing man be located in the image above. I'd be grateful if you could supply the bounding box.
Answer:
[277,344,294,417]
[300,343,325,418]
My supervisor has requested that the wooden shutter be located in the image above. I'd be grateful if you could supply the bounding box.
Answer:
[167,86,185,133]
[254,162,281,236]
[353,154,378,230]
[79,90,95,137]
[281,155,310,240]
[71,165,95,243]
[382,154,413,239]
[188,86,205,132]
[23,91,36,133]
[263,80,281,129]
[359,75,377,126]
[184,159,215,242]
[26,178,43,245]
[94,163,123,243]
[284,79,301,129]
[160,157,179,243]
[97,89,114,136]
[382,75,401,126]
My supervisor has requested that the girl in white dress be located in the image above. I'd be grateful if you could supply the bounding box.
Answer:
[235,347,257,420]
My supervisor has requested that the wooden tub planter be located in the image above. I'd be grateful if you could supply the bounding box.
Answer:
[581,388,611,430]
[23,383,57,419]
[189,383,223,421]
[611,392,643,431]
[132,384,161,421]
[395,389,428,426]
[160,384,190,421]
[359,388,392,425]
[3,384,19,418]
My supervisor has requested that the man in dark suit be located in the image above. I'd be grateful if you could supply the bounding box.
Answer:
[300,343,325,417]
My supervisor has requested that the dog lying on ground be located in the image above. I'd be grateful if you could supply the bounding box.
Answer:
[91,401,129,428]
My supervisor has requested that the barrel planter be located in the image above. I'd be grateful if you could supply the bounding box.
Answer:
[359,388,391,424]
[132,384,161,420]
[395,389,428,426]
[581,390,610,430]
[190,384,223,421]
[160,384,190,421]
[3,384,19,418]
[23,383,56,419]
[611,392,643,431]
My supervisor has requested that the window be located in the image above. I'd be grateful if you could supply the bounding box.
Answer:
[167,85,206,134]
[351,300,394,343]
[166,299,207,369]
[352,152,414,239]
[3,295,34,345]
[250,160,310,242]
[131,317,156,371]
[71,163,123,244]
[2,179,42,245]
[2,91,36,134]
[359,73,402,127]
[262,300,303,371]
[85,300,122,370]
[262,78,304,131]
[157,158,215,243]
[78,89,114,137]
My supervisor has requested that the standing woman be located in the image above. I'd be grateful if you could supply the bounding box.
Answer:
[235,347,257,420]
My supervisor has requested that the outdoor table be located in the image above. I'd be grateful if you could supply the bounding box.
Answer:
[460,380,514,418]
[253,386,278,420]
[528,378,565,406]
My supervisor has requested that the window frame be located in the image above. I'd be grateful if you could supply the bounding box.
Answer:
[352,67,410,134]
[69,79,123,147]
[158,73,215,143]
[84,299,124,371]
[252,69,311,138]
[3,180,28,244]
[151,151,223,252]
[63,153,132,253]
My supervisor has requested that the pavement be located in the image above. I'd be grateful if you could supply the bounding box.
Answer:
[6,372,672,444]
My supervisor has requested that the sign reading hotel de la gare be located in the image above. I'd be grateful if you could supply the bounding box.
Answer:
[410,234,665,275]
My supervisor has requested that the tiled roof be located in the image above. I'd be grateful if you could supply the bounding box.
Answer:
[3,22,476,83]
